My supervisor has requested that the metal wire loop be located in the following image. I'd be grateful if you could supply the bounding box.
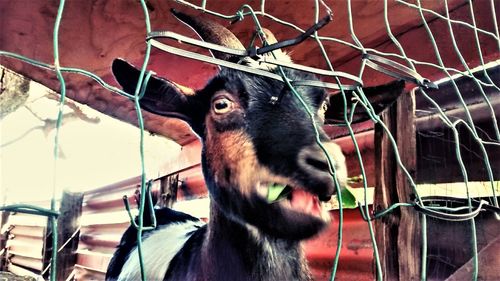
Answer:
[363,53,438,89]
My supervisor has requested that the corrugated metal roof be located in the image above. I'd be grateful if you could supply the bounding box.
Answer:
[75,178,143,280]
[3,212,47,279]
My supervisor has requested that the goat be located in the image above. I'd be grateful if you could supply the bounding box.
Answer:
[105,10,404,281]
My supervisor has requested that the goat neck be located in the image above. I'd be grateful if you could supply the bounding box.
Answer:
[199,202,312,281]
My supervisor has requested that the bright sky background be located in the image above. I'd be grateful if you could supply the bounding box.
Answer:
[0,80,180,204]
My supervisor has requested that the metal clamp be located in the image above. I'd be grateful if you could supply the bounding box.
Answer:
[363,53,438,89]
[252,13,333,58]
[413,196,499,221]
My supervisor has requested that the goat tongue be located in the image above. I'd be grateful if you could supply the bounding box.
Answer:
[290,189,321,217]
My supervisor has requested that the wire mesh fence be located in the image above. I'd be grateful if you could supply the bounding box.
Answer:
[0,0,499,280]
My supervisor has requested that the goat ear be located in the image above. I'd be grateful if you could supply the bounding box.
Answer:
[112,58,194,123]
[325,80,405,124]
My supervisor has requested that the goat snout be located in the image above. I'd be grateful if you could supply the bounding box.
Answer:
[297,143,347,198]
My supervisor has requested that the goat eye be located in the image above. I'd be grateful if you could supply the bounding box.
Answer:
[321,101,329,112]
[213,98,233,114]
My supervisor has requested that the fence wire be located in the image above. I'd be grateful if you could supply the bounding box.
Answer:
[0,0,499,281]
[0,0,155,280]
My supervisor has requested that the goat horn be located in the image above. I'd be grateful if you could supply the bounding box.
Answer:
[260,28,292,63]
[261,28,278,44]
[171,9,245,61]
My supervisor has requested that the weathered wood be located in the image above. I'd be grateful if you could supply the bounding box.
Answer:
[291,0,467,68]
[374,95,400,280]
[0,211,10,271]
[445,235,500,281]
[41,217,51,279]
[74,265,106,281]
[423,212,500,280]
[0,271,37,281]
[416,65,500,184]
[157,174,179,208]
[0,66,30,118]
[395,90,419,280]
[56,191,83,281]
[374,89,420,280]
[159,140,203,177]
[0,0,470,144]
[337,0,500,87]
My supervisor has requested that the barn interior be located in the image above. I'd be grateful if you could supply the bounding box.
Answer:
[1,0,499,280]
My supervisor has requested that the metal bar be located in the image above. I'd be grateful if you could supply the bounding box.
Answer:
[148,39,361,90]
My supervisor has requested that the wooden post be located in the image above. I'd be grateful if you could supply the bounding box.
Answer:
[56,191,83,281]
[374,89,420,280]
[157,174,179,208]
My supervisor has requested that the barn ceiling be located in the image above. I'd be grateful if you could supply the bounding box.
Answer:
[1,0,498,144]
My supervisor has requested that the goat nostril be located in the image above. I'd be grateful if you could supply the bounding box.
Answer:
[305,157,330,172]
[319,195,332,202]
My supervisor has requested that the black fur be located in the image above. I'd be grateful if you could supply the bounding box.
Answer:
[105,208,200,281]
[106,6,407,279]
[108,57,404,280]
[164,207,310,281]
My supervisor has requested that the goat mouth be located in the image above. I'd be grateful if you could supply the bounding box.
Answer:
[256,182,331,221]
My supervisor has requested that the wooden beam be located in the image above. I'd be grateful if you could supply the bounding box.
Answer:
[0,0,469,144]
[159,140,202,177]
[290,0,467,68]
[374,89,420,280]
[336,0,500,87]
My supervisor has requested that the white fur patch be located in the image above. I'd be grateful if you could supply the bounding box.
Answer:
[117,220,204,281]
